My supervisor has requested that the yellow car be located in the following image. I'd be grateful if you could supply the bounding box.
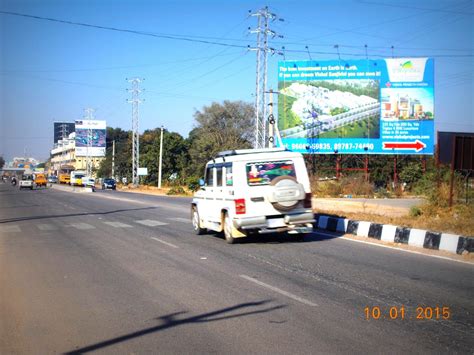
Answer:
[33,173,47,188]
[59,174,71,184]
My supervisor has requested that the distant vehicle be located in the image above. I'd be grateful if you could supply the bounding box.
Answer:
[82,177,96,191]
[48,175,58,183]
[191,148,314,244]
[33,173,47,188]
[59,174,71,184]
[19,174,34,190]
[70,171,86,186]
[102,178,116,190]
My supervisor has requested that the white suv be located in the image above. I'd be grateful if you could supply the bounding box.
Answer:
[191,148,314,243]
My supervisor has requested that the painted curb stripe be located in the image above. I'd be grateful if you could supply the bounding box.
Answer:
[314,213,471,255]
[368,223,383,240]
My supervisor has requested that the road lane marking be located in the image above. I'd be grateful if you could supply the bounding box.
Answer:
[239,275,318,307]
[150,237,179,249]
[0,225,21,233]
[103,221,132,228]
[69,223,95,230]
[37,224,58,231]
[167,217,190,223]
[136,220,168,227]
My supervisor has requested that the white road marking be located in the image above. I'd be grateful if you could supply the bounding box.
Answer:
[167,217,190,223]
[0,225,21,233]
[69,223,95,230]
[103,221,132,228]
[136,220,168,227]
[315,231,473,266]
[37,224,58,231]
[239,275,318,307]
[150,237,178,249]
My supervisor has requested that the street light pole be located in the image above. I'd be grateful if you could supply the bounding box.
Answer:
[158,126,164,189]
[111,140,115,179]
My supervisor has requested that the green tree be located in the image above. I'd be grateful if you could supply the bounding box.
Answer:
[0,156,5,170]
[140,129,188,186]
[97,127,131,179]
[187,100,254,177]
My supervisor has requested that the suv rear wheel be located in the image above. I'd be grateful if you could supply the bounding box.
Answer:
[223,212,237,244]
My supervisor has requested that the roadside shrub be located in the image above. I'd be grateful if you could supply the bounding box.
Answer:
[409,206,422,217]
[186,176,201,192]
[166,186,187,196]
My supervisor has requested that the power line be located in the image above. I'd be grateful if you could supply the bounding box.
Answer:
[0,10,470,60]
[358,0,474,15]
[0,10,248,49]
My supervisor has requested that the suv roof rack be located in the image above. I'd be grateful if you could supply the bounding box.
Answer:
[217,147,288,158]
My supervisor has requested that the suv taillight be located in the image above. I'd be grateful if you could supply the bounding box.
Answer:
[304,193,312,208]
[235,198,246,215]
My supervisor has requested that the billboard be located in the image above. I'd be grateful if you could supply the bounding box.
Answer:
[75,120,106,157]
[278,58,434,155]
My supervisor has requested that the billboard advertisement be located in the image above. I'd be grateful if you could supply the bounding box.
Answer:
[75,120,106,157]
[278,58,434,155]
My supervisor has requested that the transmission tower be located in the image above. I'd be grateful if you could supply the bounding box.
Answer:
[84,107,95,177]
[127,78,144,187]
[249,6,282,148]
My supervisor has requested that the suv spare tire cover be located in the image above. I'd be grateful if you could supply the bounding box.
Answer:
[268,175,305,212]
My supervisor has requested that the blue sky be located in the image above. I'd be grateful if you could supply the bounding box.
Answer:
[0,0,473,161]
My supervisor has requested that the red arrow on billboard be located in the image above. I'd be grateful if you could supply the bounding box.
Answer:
[383,140,426,152]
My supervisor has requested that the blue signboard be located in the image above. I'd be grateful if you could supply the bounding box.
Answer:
[278,58,434,155]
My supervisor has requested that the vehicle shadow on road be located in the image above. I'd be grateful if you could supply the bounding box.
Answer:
[237,230,344,244]
[64,300,285,354]
[0,206,160,224]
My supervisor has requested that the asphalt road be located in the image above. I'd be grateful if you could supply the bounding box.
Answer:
[1,183,472,354]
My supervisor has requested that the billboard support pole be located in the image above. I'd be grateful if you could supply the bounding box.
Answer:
[365,155,369,181]
[393,155,398,187]
[336,155,341,179]
[449,136,456,207]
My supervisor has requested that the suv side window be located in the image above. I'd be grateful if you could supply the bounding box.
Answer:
[224,163,233,186]
[216,165,223,187]
[205,165,214,186]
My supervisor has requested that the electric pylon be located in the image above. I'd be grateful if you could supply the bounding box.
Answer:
[127,78,144,187]
[249,6,282,148]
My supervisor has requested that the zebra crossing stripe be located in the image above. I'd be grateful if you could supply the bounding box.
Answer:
[69,223,95,230]
[37,224,58,231]
[103,221,132,228]
[136,220,168,227]
[0,225,21,233]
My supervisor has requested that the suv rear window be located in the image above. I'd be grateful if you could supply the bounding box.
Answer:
[246,161,296,186]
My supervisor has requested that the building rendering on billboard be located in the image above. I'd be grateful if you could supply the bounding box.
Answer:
[75,120,106,157]
[278,58,434,155]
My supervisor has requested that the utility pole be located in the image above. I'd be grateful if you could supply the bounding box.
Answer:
[112,140,115,179]
[249,6,282,149]
[158,126,164,189]
[266,89,283,148]
[84,107,95,177]
[127,78,144,187]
